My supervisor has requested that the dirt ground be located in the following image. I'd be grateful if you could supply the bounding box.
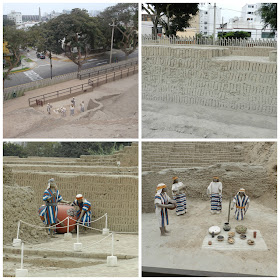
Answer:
[142,100,276,138]
[142,199,277,276]
[3,232,138,277]
[3,74,138,138]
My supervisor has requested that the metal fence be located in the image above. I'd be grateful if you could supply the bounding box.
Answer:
[78,60,138,80]
[28,64,138,107]
[142,35,277,48]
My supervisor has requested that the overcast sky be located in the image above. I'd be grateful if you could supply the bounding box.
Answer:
[3,3,117,15]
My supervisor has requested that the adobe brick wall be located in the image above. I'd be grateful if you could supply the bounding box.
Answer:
[4,143,138,232]
[142,45,277,116]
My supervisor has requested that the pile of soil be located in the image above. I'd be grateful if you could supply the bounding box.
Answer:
[3,184,48,245]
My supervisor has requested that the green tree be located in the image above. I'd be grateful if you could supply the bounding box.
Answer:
[99,3,138,59]
[218,31,251,39]
[143,3,199,37]
[3,142,27,157]
[24,142,61,157]
[27,22,64,79]
[49,8,105,73]
[258,3,277,31]
[3,26,28,84]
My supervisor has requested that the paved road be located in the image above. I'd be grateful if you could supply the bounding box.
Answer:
[4,49,138,88]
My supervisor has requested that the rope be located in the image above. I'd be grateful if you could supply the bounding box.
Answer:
[114,232,138,234]
[84,233,113,249]
[19,216,69,229]
[18,213,107,231]
[68,217,103,232]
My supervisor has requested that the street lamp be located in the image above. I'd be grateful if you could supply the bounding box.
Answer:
[109,19,116,64]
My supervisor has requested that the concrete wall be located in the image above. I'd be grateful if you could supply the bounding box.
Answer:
[142,142,276,213]
[142,45,277,116]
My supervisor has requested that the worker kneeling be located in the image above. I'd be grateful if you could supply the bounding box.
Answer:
[71,194,92,232]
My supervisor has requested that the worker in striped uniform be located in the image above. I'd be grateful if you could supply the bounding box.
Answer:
[207,176,223,214]
[71,194,92,229]
[231,188,250,220]
[155,183,177,236]
[172,176,187,216]
[42,178,70,237]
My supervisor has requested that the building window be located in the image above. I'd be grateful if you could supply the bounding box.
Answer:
[247,18,253,21]
[204,21,207,24]
[204,32,207,34]
[262,32,275,38]
[204,26,207,29]
[248,5,254,8]
[205,11,208,14]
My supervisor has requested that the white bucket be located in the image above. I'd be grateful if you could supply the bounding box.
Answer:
[64,232,72,241]
[74,243,82,252]
[12,238,22,247]
[15,269,28,277]
[107,256,118,267]
[102,228,110,236]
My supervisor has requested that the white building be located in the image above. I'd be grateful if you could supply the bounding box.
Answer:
[218,3,276,39]
[7,10,22,25]
[199,3,221,37]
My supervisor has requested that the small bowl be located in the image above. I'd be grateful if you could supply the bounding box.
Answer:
[247,239,255,245]
[228,237,235,244]
[228,232,235,237]
[240,234,247,240]
[208,241,212,245]
[217,235,224,241]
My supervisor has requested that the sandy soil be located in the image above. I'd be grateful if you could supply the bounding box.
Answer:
[142,100,276,138]
[4,75,138,138]
[142,199,277,276]
[4,232,138,277]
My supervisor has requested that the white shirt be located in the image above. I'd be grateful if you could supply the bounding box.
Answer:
[172,182,184,195]
[207,182,222,195]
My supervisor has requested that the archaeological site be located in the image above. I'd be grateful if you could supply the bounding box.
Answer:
[142,41,277,138]
[4,59,138,139]
[3,143,138,277]
[142,142,276,276]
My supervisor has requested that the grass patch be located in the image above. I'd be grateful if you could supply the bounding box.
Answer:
[25,58,33,62]
[10,67,30,73]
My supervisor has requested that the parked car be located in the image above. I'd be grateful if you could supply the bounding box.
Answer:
[36,53,41,58]
[40,54,45,59]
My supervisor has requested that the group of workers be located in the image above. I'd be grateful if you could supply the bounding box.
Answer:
[46,98,85,117]
[39,178,92,237]
[155,176,250,236]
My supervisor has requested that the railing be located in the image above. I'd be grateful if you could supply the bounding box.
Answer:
[77,60,138,80]
[28,64,138,107]
[142,35,277,48]
[4,57,138,101]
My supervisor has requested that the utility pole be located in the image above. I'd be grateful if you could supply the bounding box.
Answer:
[109,19,115,64]
[213,3,216,42]
[222,16,224,37]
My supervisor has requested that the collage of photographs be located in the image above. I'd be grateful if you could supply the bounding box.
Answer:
[1,1,277,278]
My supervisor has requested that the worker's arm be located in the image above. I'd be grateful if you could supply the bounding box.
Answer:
[77,209,85,222]
[156,203,174,209]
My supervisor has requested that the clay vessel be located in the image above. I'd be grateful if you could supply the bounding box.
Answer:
[223,222,231,231]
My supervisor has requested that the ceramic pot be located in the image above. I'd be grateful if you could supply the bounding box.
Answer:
[223,222,231,231]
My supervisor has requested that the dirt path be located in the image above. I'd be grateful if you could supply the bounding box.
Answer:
[4,75,138,138]
[4,232,138,277]
[142,100,276,138]
[142,199,277,276]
